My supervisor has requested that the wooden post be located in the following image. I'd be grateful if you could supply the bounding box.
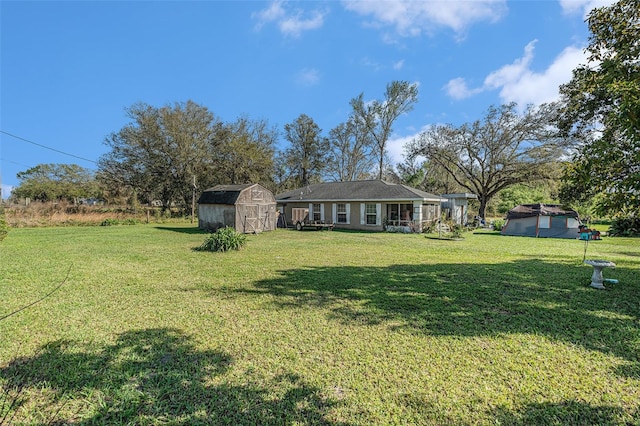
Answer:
[191,175,196,224]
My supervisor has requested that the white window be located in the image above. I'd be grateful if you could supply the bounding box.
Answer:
[366,204,377,224]
[337,203,347,223]
[313,203,321,221]
[538,216,551,229]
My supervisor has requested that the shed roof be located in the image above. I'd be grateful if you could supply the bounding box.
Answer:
[198,184,256,205]
[276,180,443,203]
[506,203,579,219]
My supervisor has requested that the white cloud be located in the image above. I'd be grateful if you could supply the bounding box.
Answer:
[1,184,13,199]
[253,1,327,37]
[386,124,433,165]
[342,0,507,38]
[295,68,321,86]
[393,59,405,70]
[445,40,589,107]
[444,77,482,100]
[558,0,617,18]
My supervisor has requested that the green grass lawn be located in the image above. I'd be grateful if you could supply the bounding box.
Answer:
[1,225,639,425]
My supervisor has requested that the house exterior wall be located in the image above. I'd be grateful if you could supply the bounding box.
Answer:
[279,200,441,232]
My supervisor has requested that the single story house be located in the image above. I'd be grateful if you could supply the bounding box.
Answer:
[275,180,444,232]
[197,183,277,233]
[501,203,581,238]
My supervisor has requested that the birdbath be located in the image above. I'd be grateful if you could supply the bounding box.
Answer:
[584,259,616,289]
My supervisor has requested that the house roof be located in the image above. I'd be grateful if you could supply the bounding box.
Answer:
[506,203,579,219]
[198,184,256,205]
[275,180,443,203]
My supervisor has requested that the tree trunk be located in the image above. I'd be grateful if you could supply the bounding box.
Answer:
[478,196,488,219]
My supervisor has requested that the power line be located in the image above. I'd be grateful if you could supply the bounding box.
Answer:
[0,130,98,165]
[0,157,31,168]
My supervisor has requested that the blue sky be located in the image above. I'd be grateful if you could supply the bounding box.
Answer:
[0,0,613,198]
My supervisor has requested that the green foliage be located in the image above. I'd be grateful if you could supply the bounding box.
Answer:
[492,219,505,231]
[0,206,8,242]
[558,0,640,216]
[450,223,465,238]
[277,114,329,189]
[196,226,247,252]
[608,217,640,237]
[213,116,277,186]
[495,183,558,214]
[100,218,140,226]
[407,103,567,218]
[11,163,101,203]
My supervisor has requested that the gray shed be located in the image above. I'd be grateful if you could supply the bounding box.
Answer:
[501,203,581,239]
[197,184,277,233]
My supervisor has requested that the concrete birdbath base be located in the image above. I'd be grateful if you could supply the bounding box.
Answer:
[584,259,616,289]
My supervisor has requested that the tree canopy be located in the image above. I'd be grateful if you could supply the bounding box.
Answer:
[99,101,279,211]
[11,163,100,203]
[99,101,219,210]
[277,114,329,189]
[557,0,640,216]
[406,103,568,218]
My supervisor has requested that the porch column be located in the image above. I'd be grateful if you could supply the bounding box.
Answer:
[413,201,423,223]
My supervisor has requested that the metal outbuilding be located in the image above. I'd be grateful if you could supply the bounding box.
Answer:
[197,184,277,233]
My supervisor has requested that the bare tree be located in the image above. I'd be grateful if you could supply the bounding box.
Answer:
[407,103,568,218]
[351,81,419,180]
[326,116,375,182]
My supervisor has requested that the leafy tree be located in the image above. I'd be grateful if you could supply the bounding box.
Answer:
[494,183,556,215]
[213,116,277,187]
[99,101,219,211]
[350,80,419,180]
[397,156,465,195]
[0,205,8,243]
[11,163,100,203]
[557,0,640,216]
[279,114,329,188]
[407,103,568,218]
[325,115,375,182]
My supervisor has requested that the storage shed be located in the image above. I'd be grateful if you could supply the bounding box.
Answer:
[501,203,581,239]
[197,184,277,233]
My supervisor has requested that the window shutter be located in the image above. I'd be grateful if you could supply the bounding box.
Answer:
[346,203,351,224]
[320,204,325,221]
[360,203,365,225]
[332,204,337,223]
[376,203,381,226]
[308,203,313,221]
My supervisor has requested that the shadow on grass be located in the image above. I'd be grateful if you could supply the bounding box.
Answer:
[238,260,639,374]
[490,400,637,425]
[0,328,348,425]
[153,226,207,235]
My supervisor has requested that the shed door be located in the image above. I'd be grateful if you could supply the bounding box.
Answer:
[242,204,259,233]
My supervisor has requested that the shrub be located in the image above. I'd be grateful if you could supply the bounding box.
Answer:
[0,206,8,243]
[608,217,640,237]
[492,219,505,231]
[450,224,465,239]
[196,226,247,252]
[100,218,120,226]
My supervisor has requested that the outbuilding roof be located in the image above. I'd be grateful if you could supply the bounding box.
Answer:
[505,203,579,219]
[275,180,443,203]
[197,184,255,205]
